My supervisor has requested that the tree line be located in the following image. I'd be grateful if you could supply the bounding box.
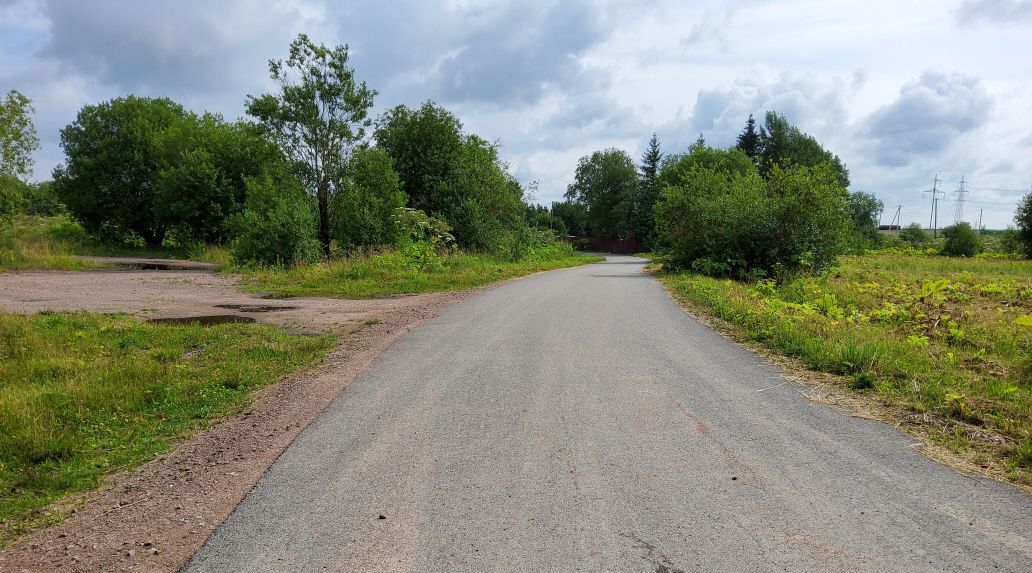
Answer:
[0,34,544,266]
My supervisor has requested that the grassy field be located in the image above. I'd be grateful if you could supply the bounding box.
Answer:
[237,244,603,298]
[658,251,1031,484]
[0,312,333,543]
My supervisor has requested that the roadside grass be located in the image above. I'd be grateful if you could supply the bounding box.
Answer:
[0,215,231,271]
[656,251,1031,485]
[0,311,333,544]
[237,244,604,299]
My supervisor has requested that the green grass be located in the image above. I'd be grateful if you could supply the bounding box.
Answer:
[657,251,1032,484]
[237,244,604,299]
[0,311,333,543]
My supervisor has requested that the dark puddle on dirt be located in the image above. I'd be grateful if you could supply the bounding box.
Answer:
[214,304,298,313]
[112,262,204,271]
[147,314,256,326]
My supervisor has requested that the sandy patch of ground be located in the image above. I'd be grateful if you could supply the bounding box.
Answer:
[0,266,493,572]
[0,268,416,334]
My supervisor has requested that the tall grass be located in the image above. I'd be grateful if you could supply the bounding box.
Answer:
[237,242,603,299]
[659,251,1032,483]
[0,215,95,271]
[0,311,333,542]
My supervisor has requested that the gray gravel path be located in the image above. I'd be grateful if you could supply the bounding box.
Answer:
[183,255,1032,572]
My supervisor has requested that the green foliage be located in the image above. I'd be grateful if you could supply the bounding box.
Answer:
[0,311,331,538]
[393,206,455,271]
[0,90,39,178]
[847,191,884,250]
[375,102,526,251]
[735,113,760,159]
[631,133,663,245]
[551,200,589,236]
[900,222,931,246]
[654,144,849,280]
[941,222,980,257]
[1016,192,1032,259]
[658,139,756,190]
[230,168,322,266]
[54,96,187,246]
[331,147,405,249]
[247,33,377,251]
[0,174,29,215]
[565,148,638,239]
[757,110,850,188]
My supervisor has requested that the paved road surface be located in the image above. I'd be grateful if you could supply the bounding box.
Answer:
[184,255,1032,572]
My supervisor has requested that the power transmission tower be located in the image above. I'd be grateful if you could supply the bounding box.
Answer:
[925,174,943,239]
[977,208,983,234]
[953,176,968,224]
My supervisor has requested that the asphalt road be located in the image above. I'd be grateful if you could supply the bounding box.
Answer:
[183,255,1032,572]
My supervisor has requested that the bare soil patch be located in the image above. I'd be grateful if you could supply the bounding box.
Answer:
[0,266,495,572]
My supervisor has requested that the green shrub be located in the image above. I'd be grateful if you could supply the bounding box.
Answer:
[1016,192,1032,259]
[941,222,979,257]
[393,207,455,271]
[230,170,321,266]
[331,147,405,250]
[899,223,930,246]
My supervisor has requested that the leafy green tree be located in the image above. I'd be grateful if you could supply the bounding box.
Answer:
[758,110,849,188]
[331,147,406,249]
[374,101,464,216]
[654,143,850,279]
[0,90,39,178]
[899,222,930,246]
[658,143,755,190]
[941,222,979,257]
[847,191,884,249]
[0,174,28,214]
[445,135,526,250]
[247,33,377,252]
[53,96,187,245]
[565,149,638,239]
[551,200,589,236]
[230,166,321,266]
[631,133,662,245]
[1016,192,1032,258]
[735,114,760,159]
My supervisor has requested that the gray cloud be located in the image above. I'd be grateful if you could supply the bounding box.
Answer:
[864,72,992,167]
[955,0,1032,25]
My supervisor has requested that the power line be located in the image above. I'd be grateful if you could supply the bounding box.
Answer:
[924,174,943,239]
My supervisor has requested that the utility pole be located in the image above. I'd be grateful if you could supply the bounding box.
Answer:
[977,208,983,234]
[925,174,943,239]
[953,176,968,224]
[890,204,901,229]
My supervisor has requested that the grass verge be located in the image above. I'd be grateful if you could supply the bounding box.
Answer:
[237,245,604,298]
[0,311,333,544]
[655,251,1031,486]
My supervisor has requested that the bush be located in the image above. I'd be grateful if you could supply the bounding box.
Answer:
[230,170,321,266]
[654,147,849,280]
[0,174,27,215]
[899,222,930,246]
[331,147,406,250]
[941,222,979,257]
[393,207,455,271]
[1016,192,1032,258]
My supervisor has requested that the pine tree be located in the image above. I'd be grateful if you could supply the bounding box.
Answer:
[632,133,663,246]
[736,114,759,159]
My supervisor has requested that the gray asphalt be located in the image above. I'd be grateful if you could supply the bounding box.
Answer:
[183,255,1032,572]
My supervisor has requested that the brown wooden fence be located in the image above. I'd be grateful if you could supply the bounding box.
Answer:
[559,236,645,255]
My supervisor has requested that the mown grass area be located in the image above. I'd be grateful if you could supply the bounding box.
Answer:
[237,244,604,299]
[0,312,333,543]
[657,252,1032,484]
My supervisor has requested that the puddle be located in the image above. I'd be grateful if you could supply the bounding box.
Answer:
[147,314,256,326]
[214,303,298,313]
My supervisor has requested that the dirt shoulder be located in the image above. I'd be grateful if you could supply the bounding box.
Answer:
[0,268,496,573]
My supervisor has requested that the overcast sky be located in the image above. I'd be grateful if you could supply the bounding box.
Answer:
[2,0,1030,228]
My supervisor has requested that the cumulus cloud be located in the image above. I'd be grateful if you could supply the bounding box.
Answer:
[955,0,1032,25]
[864,72,992,167]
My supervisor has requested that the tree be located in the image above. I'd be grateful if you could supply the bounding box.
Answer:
[565,149,638,239]
[331,147,406,249]
[54,96,187,246]
[230,165,322,266]
[758,110,849,188]
[899,222,930,246]
[847,191,883,249]
[247,33,377,252]
[735,114,759,159]
[1015,192,1032,258]
[631,133,662,245]
[0,90,39,178]
[941,222,979,257]
[551,200,589,236]
[654,143,850,279]
[374,101,464,216]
